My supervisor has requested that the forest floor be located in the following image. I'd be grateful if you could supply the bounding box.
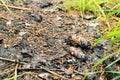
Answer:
[0,0,120,80]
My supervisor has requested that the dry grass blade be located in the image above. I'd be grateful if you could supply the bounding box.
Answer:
[14,64,18,80]
[0,57,26,64]
[0,14,9,20]
[18,67,68,79]
[0,3,32,11]
[0,0,12,14]
[39,66,68,79]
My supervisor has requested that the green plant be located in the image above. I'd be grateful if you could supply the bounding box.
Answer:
[64,0,107,16]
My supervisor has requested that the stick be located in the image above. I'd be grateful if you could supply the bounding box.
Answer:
[14,64,18,80]
[0,57,25,64]
[18,67,68,79]
[0,4,32,11]
[0,14,9,20]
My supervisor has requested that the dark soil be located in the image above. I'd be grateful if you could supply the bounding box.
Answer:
[0,0,120,80]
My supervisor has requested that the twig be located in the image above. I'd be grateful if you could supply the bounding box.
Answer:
[0,57,25,64]
[0,69,14,75]
[39,66,68,79]
[0,4,32,11]
[4,72,33,80]
[14,64,18,80]
[0,14,9,20]
[18,67,68,80]
[74,70,85,76]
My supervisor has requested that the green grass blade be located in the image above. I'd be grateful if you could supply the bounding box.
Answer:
[95,31,120,42]
[106,71,120,74]
[112,76,120,80]
[82,70,120,80]
[105,57,120,69]
[92,49,120,68]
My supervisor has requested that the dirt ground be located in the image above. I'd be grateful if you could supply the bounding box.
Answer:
[0,0,119,80]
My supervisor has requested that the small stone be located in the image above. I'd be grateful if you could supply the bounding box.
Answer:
[94,33,101,39]
[38,73,51,79]
[54,16,62,21]
[21,49,31,58]
[86,21,99,27]
[21,49,28,54]
[4,44,9,48]
[31,14,42,22]
[15,22,25,28]
[115,12,120,17]
[25,23,30,26]
[84,14,96,20]
[14,29,20,34]
[41,21,49,26]
[69,46,87,61]
[6,20,12,26]
[40,1,53,8]
[19,32,27,36]
[93,46,104,58]
[22,33,29,40]
[35,15,42,22]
